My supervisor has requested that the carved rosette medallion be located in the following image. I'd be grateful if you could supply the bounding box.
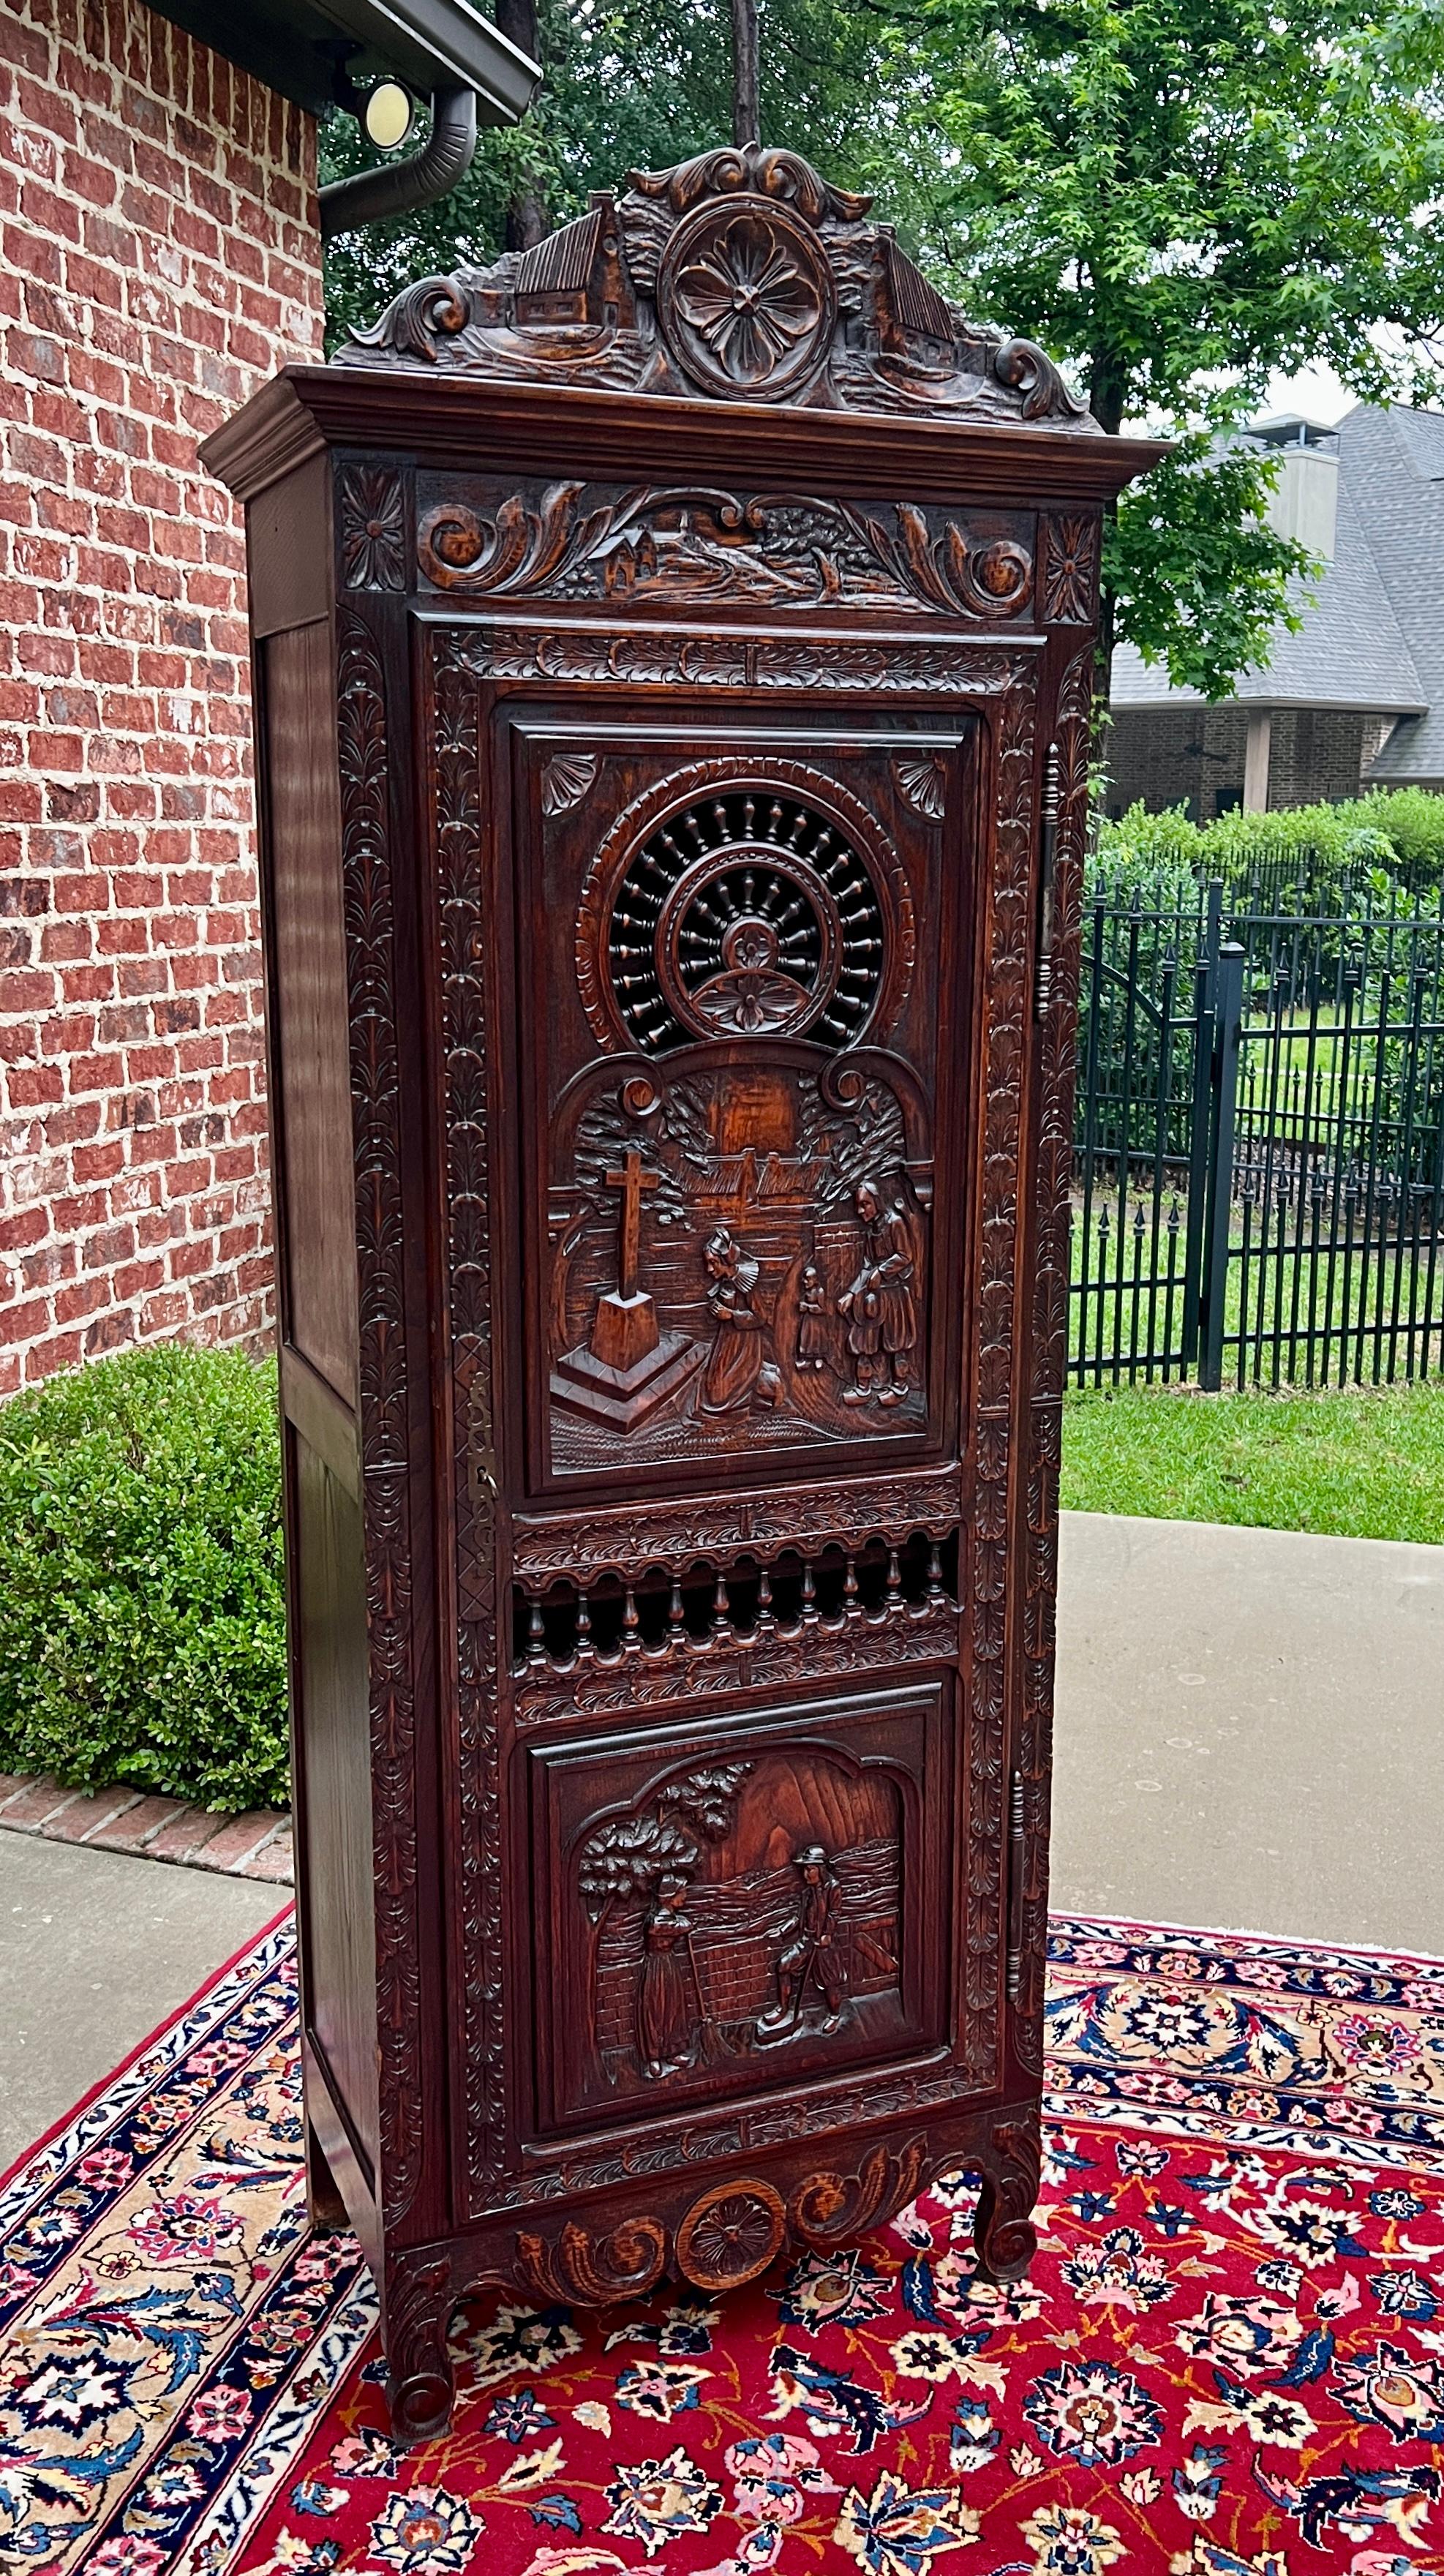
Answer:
[675,2179,787,2287]
[339,465,405,591]
[1042,513,1099,624]
[659,196,837,401]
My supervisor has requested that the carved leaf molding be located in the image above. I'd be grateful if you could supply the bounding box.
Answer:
[511,1465,965,1582]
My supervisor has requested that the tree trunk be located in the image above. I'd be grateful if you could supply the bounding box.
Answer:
[1086,348,1127,732]
[732,0,761,146]
[495,0,546,249]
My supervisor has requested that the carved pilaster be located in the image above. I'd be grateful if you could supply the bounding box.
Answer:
[1017,644,1094,2073]
[336,609,421,2232]
[965,679,1036,2081]
[433,634,506,2205]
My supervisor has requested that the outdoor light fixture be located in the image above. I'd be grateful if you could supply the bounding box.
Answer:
[364,80,415,150]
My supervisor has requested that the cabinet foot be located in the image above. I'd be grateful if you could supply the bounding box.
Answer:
[305,2119,347,2234]
[386,2255,456,2444]
[973,2114,1042,2284]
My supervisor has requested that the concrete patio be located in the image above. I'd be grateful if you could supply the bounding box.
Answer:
[2,1508,1440,2176]
[1053,1512,1444,1956]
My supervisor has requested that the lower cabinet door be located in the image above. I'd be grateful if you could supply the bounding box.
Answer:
[521,1677,985,2146]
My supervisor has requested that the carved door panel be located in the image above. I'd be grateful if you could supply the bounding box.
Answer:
[508,714,978,1498]
[524,1682,955,2139]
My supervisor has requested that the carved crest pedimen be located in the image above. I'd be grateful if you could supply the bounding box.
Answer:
[202,138,1159,2441]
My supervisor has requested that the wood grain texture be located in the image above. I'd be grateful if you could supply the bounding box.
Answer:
[261,623,356,1405]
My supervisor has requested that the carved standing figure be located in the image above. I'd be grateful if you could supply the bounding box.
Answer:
[637,1874,704,2079]
[838,1179,920,1405]
[699,1228,781,1414]
[795,1258,828,1370]
[757,1845,848,2038]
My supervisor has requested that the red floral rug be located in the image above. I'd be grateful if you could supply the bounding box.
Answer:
[4,1915,1444,2576]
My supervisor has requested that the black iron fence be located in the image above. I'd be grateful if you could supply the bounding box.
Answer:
[1071,883,1444,1388]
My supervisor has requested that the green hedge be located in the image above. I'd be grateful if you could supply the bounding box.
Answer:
[0,1345,289,1814]
[1094,788,1444,912]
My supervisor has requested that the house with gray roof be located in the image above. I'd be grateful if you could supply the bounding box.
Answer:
[1108,406,1444,819]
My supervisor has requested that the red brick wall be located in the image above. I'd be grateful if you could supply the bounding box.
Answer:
[0,0,325,1394]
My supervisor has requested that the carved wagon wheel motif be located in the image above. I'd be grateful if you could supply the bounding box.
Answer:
[658,195,837,402]
[576,759,915,1056]
[674,2178,787,2288]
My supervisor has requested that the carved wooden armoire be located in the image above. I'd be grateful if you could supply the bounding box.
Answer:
[204,141,1156,2441]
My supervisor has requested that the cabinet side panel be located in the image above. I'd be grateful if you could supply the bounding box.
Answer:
[294,1430,380,2179]
[263,622,358,1407]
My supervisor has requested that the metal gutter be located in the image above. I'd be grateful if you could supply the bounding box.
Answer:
[320,84,480,238]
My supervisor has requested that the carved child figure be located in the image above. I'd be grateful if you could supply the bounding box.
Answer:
[795,1259,828,1370]
[838,1179,919,1405]
[758,1845,848,2039]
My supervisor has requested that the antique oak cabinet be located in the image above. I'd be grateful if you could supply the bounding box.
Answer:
[203,141,1155,2440]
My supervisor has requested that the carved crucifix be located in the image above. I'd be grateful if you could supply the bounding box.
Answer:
[605,1146,660,1302]
[553,1138,700,1431]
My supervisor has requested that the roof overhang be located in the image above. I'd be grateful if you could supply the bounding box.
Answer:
[149,0,538,124]
[1111,684,1427,718]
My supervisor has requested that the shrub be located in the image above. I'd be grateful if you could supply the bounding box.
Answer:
[1095,789,1444,919]
[0,1345,289,1814]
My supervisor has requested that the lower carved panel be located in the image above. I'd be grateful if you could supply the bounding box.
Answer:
[525,1684,952,2133]
[377,2098,1042,2442]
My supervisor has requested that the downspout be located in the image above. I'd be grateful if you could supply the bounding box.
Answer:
[320,85,478,239]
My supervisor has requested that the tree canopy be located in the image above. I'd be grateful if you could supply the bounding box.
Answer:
[889,0,1444,691]
[320,0,1444,699]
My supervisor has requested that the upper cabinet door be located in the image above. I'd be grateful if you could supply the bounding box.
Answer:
[496,707,981,1501]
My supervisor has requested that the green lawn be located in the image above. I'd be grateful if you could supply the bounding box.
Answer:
[1060,1379,1444,1542]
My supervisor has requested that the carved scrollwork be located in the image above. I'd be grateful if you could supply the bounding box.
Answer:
[421,483,619,594]
[418,478,1034,622]
[993,338,1089,423]
[516,2214,669,2304]
[841,503,1032,617]
[345,270,471,364]
[751,639,1033,694]
[385,2252,457,2442]
[675,2179,787,2288]
[791,2136,928,2244]
[973,2113,1042,2283]
[443,625,1033,696]
[629,140,873,226]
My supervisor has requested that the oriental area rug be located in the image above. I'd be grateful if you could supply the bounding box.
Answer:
[4,1918,1444,2576]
